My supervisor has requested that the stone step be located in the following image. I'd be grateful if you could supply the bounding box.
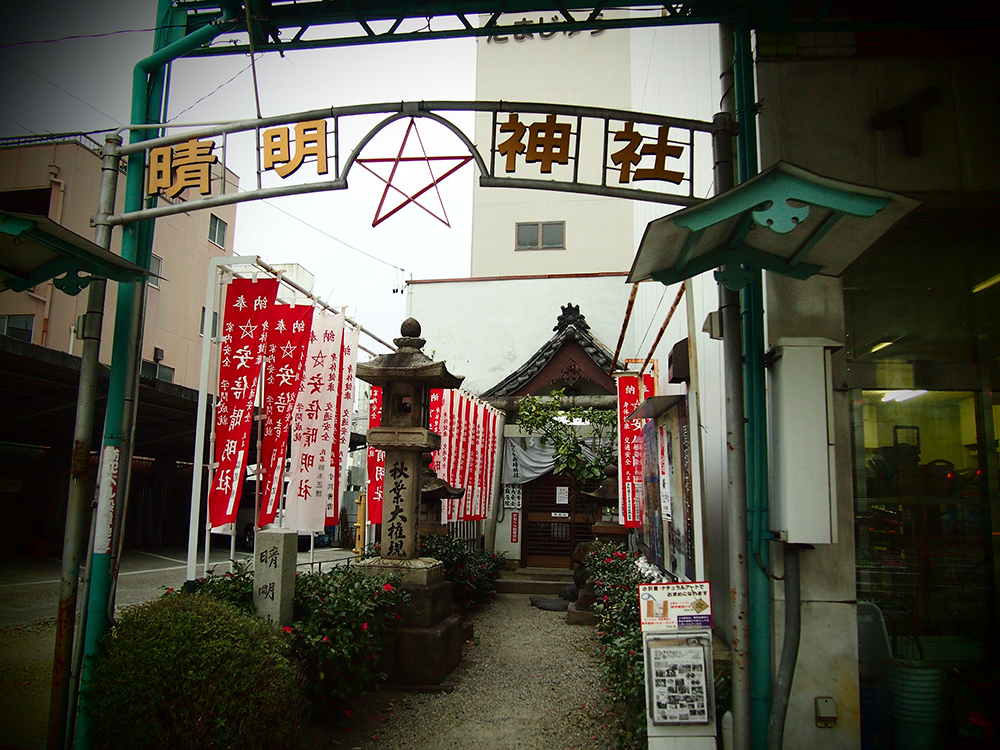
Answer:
[496,567,575,596]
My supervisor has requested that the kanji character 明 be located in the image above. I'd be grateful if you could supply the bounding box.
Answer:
[300,452,315,473]
[147,137,218,198]
[221,439,238,461]
[526,114,571,173]
[262,119,329,178]
[497,114,527,173]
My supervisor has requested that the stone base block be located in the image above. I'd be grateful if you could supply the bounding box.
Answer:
[566,601,597,626]
[401,579,455,629]
[381,614,466,686]
[355,556,444,586]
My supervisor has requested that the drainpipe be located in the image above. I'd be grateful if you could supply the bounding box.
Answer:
[733,21,772,750]
[716,24,751,750]
[767,544,801,749]
[75,6,239,748]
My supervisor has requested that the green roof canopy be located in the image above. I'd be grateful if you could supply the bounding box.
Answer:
[627,162,920,289]
[0,210,148,296]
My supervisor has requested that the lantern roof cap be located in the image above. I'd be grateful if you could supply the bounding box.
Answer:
[356,317,464,389]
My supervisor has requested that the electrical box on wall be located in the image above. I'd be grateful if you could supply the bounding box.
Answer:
[766,338,841,544]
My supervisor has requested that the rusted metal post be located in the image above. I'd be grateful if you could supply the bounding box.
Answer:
[48,134,120,750]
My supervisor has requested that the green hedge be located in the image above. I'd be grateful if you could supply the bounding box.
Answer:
[84,594,302,750]
[418,534,506,607]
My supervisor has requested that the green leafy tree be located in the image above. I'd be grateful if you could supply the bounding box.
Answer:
[516,387,617,497]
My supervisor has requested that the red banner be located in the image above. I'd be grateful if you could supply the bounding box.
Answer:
[327,325,359,525]
[208,277,279,530]
[258,303,313,526]
[617,372,656,528]
[366,386,384,524]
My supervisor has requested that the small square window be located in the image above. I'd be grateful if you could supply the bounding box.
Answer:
[147,254,162,289]
[209,214,227,248]
[516,221,565,250]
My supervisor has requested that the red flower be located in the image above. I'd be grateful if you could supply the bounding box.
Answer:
[605,557,613,563]
[383,583,393,592]
[282,626,293,633]
[362,622,368,631]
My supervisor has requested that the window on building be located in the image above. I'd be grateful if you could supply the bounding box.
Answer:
[200,307,219,338]
[209,214,227,248]
[140,359,175,384]
[0,314,34,343]
[147,254,162,289]
[516,221,565,250]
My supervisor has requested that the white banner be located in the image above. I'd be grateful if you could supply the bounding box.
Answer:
[285,311,344,532]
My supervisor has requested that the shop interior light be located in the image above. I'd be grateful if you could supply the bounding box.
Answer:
[881,389,928,402]
[972,272,1000,294]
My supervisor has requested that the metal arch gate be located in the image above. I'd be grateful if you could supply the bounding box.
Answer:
[105,100,714,229]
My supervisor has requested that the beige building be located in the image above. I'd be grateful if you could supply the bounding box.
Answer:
[0,132,238,553]
[0,133,237,389]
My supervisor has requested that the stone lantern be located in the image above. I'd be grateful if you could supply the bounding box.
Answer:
[355,318,463,578]
[354,318,467,686]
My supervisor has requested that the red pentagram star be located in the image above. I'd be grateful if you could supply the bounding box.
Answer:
[356,117,473,228]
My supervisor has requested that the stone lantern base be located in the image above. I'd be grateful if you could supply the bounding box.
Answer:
[356,556,467,686]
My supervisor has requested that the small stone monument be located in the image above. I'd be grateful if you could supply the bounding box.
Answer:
[253,527,297,626]
[355,318,467,685]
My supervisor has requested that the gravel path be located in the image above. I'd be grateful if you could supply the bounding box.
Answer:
[336,593,619,750]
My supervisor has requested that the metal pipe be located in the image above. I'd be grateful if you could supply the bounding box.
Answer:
[639,284,685,377]
[768,544,801,750]
[486,394,617,413]
[609,282,639,374]
[733,22,772,749]
[76,8,239,748]
[47,133,121,750]
[716,24,751,750]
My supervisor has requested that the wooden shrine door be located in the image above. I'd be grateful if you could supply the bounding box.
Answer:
[521,472,595,568]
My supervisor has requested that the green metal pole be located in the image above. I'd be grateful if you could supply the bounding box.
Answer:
[74,7,238,748]
[733,21,772,750]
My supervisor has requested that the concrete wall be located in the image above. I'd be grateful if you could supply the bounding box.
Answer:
[0,139,237,390]
[472,11,636,277]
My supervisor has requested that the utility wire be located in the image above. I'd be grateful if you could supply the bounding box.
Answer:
[0,25,186,50]
[166,56,258,122]
[0,50,124,126]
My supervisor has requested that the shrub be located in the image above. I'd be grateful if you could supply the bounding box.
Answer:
[84,594,302,750]
[419,533,506,607]
[586,540,648,750]
[288,566,408,717]
[184,558,254,612]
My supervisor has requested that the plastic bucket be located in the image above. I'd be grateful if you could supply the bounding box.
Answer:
[884,659,947,749]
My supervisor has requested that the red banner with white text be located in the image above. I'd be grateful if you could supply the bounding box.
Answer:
[208,277,279,531]
[257,303,313,526]
[617,372,656,528]
[366,386,384,525]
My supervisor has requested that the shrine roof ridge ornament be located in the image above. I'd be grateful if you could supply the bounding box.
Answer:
[101,101,716,229]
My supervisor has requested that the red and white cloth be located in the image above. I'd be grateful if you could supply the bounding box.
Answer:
[616,372,656,528]
[257,303,313,526]
[365,386,385,525]
[284,311,345,532]
[208,277,279,531]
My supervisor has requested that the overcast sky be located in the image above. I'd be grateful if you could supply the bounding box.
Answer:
[0,1,478,350]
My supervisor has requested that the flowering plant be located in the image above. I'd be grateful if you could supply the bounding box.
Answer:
[586,541,651,749]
